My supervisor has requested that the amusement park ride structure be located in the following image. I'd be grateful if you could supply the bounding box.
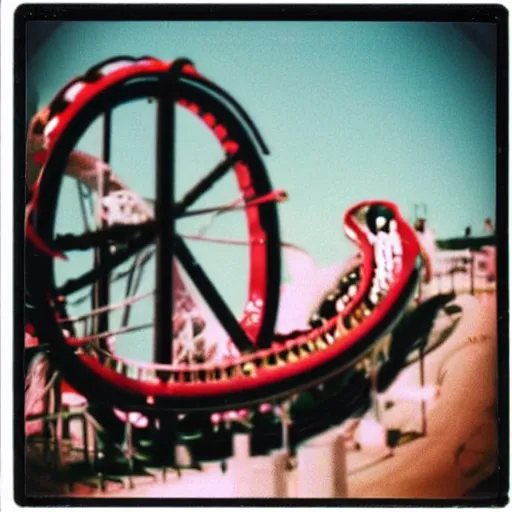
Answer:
[24,56,497,496]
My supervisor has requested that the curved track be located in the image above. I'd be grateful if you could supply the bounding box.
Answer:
[26,56,423,412]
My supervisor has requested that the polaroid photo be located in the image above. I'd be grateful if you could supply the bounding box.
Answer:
[1,2,508,507]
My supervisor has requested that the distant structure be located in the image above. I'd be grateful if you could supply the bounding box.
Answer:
[414,218,426,234]
[484,218,495,234]
[413,216,437,282]
[413,203,427,232]
[411,204,497,289]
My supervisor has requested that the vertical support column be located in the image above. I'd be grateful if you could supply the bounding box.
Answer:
[93,110,111,349]
[231,433,297,498]
[152,64,186,474]
[233,432,251,460]
[42,363,53,464]
[419,342,427,436]
[280,401,291,455]
[82,411,90,465]
[370,352,381,423]
[470,250,475,295]
[296,430,348,497]
[273,452,297,498]
[153,75,175,371]
[126,420,134,489]
[89,110,120,462]
[231,434,256,496]
[273,400,297,497]
[53,367,62,457]
[332,434,348,497]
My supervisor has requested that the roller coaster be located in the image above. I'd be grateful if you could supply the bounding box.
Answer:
[24,56,497,493]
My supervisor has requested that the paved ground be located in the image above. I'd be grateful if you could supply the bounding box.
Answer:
[347,291,497,498]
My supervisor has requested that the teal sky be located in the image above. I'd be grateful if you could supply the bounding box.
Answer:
[27,21,497,361]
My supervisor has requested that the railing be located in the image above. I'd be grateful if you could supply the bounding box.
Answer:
[417,246,496,301]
